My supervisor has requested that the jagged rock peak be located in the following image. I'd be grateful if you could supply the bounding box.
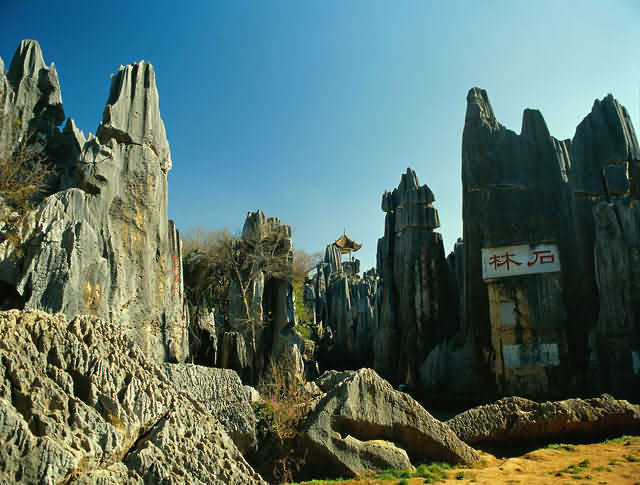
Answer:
[399,166,419,192]
[3,39,64,126]
[575,93,640,163]
[242,209,292,239]
[465,87,499,129]
[97,60,171,170]
[381,168,436,216]
[7,39,47,86]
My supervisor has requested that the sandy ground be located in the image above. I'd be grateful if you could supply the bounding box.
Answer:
[299,436,640,485]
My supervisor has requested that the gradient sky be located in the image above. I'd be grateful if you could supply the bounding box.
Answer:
[3,1,640,270]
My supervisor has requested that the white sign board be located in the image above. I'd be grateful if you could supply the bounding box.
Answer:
[503,343,560,368]
[482,243,561,280]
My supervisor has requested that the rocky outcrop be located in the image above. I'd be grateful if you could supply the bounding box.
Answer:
[311,246,378,371]
[0,39,64,159]
[447,394,640,447]
[423,88,640,402]
[296,368,479,480]
[188,306,217,366]
[205,209,307,387]
[162,364,257,455]
[375,169,458,388]
[0,40,187,363]
[0,309,265,484]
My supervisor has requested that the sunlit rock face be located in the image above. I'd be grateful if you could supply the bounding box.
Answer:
[421,88,640,402]
[0,309,265,484]
[0,40,187,363]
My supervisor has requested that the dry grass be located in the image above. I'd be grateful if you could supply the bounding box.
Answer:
[291,436,640,485]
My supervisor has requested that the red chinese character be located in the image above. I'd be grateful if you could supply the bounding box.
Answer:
[489,252,522,271]
[528,249,554,267]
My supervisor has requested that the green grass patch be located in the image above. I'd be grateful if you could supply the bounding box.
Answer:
[293,479,349,484]
[626,454,640,462]
[376,468,411,480]
[604,434,637,444]
[555,459,593,480]
[547,443,577,452]
[376,462,452,483]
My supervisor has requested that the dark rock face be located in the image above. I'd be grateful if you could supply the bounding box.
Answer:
[447,394,640,447]
[375,168,458,388]
[0,309,265,484]
[423,88,640,402]
[0,40,187,363]
[296,368,479,480]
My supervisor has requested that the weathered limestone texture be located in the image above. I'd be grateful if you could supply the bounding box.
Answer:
[0,309,265,484]
[0,39,64,160]
[162,363,257,455]
[311,246,378,370]
[0,40,187,362]
[447,394,640,446]
[426,88,640,401]
[296,368,479,480]
[375,168,457,388]
[218,209,306,386]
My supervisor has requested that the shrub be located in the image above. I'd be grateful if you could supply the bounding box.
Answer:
[0,114,53,247]
[253,361,312,484]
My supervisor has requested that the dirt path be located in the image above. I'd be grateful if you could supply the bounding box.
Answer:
[299,436,640,485]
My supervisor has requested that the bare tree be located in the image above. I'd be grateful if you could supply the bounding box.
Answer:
[0,113,52,245]
[226,225,294,354]
[182,224,300,354]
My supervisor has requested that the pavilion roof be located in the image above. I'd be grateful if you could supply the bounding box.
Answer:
[334,234,362,253]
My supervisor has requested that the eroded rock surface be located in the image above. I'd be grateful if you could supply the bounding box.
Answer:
[447,394,640,447]
[297,368,479,480]
[375,169,458,387]
[425,88,640,402]
[311,244,378,372]
[0,40,187,363]
[0,309,265,485]
[162,363,257,455]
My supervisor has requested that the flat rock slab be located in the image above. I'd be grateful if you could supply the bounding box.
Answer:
[0,310,265,484]
[297,368,479,479]
[447,394,640,446]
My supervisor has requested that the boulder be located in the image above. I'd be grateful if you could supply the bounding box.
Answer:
[314,369,353,392]
[162,363,257,455]
[297,368,479,480]
[447,394,640,447]
[243,385,261,403]
[0,309,265,484]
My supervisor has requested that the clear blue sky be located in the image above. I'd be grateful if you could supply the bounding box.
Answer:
[3,1,640,270]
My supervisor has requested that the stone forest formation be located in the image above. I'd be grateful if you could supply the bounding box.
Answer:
[1,40,639,484]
